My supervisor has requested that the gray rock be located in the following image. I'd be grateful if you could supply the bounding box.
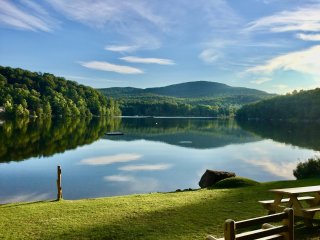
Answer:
[199,169,235,188]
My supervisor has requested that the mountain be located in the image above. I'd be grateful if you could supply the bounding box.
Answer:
[145,81,269,98]
[100,81,271,99]
[99,81,274,117]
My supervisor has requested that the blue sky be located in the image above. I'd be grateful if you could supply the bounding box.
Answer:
[1,0,320,93]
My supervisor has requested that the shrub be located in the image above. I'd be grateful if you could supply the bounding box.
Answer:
[214,177,259,188]
[293,156,320,180]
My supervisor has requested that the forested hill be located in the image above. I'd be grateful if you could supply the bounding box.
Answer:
[0,66,121,117]
[100,81,270,98]
[99,81,274,117]
[236,88,320,121]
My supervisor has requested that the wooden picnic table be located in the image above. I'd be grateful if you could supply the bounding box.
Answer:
[259,185,320,226]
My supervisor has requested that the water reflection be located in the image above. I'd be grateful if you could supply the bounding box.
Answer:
[104,118,261,149]
[1,117,320,204]
[238,120,320,151]
[0,117,121,163]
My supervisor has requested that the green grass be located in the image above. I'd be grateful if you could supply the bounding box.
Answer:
[1,179,320,240]
[214,176,260,188]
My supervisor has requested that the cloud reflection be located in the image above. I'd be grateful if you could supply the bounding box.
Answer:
[80,153,142,165]
[104,175,133,182]
[242,158,297,179]
[0,192,51,204]
[119,164,172,171]
[103,175,160,193]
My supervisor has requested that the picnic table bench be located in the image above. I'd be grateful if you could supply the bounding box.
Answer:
[259,185,320,226]
[206,208,294,240]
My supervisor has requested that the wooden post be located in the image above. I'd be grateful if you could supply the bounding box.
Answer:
[224,219,235,240]
[57,165,62,200]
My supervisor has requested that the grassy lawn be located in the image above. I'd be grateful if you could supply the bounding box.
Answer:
[1,179,320,239]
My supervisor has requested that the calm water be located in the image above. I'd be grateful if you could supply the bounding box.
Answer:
[1,117,320,204]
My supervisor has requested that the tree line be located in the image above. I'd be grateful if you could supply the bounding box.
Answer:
[120,100,238,117]
[110,94,245,117]
[236,89,320,121]
[0,66,121,117]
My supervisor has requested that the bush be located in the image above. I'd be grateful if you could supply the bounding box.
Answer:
[293,156,320,180]
[213,177,259,188]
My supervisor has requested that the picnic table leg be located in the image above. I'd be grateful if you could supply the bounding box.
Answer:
[310,192,320,206]
[289,195,316,227]
[269,193,284,214]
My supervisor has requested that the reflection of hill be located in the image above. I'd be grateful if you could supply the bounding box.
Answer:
[237,120,320,151]
[104,118,261,149]
[0,117,121,163]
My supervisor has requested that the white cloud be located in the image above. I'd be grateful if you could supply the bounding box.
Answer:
[104,175,133,182]
[250,77,272,84]
[80,153,142,166]
[20,0,49,16]
[246,45,320,76]
[47,0,166,51]
[80,61,143,74]
[199,49,220,64]
[201,0,243,29]
[105,45,139,53]
[0,1,55,32]
[246,5,320,32]
[46,0,166,29]
[197,0,244,65]
[296,33,320,41]
[119,164,172,171]
[120,56,175,65]
[123,1,167,30]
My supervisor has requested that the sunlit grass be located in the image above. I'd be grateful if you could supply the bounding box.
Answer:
[1,179,320,239]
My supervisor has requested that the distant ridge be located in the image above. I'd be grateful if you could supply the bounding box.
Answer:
[100,81,271,99]
[98,81,274,117]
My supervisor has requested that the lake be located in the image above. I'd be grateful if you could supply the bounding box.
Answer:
[1,117,319,204]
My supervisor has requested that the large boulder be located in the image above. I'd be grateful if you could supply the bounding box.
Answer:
[199,170,236,188]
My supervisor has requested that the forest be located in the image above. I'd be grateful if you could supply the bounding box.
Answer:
[118,95,238,117]
[236,88,320,121]
[0,66,121,117]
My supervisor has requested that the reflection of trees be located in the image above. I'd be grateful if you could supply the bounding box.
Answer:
[237,120,320,151]
[0,117,121,163]
[104,118,260,149]
[118,118,240,134]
